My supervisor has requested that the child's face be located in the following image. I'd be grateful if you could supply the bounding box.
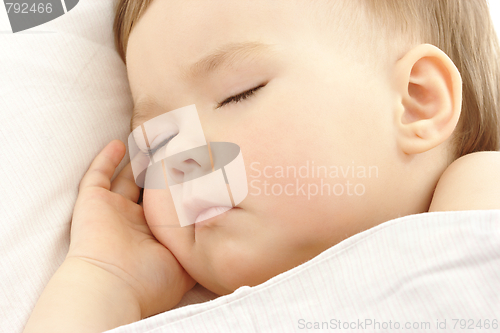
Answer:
[127,0,399,294]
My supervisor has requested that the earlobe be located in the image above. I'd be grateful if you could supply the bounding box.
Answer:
[393,44,462,155]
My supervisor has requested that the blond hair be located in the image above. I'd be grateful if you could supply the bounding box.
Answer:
[113,0,500,159]
[113,0,153,65]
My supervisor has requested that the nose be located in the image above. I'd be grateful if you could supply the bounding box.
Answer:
[164,145,213,186]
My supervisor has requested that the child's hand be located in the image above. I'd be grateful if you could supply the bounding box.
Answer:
[67,139,195,317]
[23,140,195,333]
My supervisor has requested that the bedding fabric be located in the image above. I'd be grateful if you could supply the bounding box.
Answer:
[0,2,132,332]
[105,210,500,333]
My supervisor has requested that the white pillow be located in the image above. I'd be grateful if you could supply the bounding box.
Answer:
[0,2,132,332]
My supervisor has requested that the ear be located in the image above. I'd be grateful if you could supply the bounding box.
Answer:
[392,44,462,155]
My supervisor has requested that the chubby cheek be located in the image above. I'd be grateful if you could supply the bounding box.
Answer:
[204,212,325,295]
[142,188,195,259]
[243,157,362,258]
[143,189,179,227]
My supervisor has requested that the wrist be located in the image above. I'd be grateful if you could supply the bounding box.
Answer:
[24,257,142,333]
[65,256,143,317]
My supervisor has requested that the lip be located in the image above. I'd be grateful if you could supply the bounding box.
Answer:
[180,177,240,226]
[194,207,239,229]
[182,195,214,223]
[195,206,232,223]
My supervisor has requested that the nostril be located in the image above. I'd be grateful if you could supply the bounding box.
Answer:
[168,168,184,185]
[172,168,184,177]
[184,158,201,167]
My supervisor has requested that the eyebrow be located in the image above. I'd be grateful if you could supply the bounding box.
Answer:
[130,41,275,130]
[181,41,275,80]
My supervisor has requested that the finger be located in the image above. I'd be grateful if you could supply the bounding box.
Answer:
[79,140,126,191]
[110,162,141,203]
[129,147,152,181]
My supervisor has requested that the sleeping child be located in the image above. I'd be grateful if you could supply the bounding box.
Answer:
[23,0,500,332]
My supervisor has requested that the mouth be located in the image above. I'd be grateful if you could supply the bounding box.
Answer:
[195,206,232,223]
[194,206,239,229]
[182,194,230,225]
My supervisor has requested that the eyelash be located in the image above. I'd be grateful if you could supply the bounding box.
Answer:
[216,83,266,109]
[140,84,265,154]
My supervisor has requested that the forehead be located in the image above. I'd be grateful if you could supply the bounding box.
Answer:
[127,1,316,82]
[127,0,292,65]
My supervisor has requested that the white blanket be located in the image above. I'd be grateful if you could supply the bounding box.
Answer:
[105,210,500,333]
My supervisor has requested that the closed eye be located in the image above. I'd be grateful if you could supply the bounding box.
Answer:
[216,83,266,109]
